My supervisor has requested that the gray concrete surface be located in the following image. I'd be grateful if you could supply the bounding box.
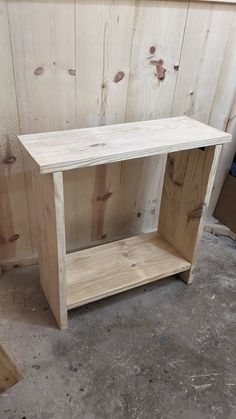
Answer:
[0,232,235,419]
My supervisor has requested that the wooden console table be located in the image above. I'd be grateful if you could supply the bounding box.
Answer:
[18,117,231,329]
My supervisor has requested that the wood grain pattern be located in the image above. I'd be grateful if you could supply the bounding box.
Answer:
[171,1,234,123]
[1,0,236,265]
[63,166,96,252]
[159,145,222,283]
[0,342,22,393]
[29,122,225,325]
[0,0,31,261]
[35,171,67,328]
[208,11,236,214]
[7,0,76,256]
[181,145,222,283]
[7,0,76,135]
[125,0,188,234]
[126,0,189,122]
[65,0,136,249]
[66,232,191,309]
[130,155,167,234]
[75,0,135,129]
[18,116,230,173]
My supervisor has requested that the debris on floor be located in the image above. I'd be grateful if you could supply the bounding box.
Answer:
[0,232,235,419]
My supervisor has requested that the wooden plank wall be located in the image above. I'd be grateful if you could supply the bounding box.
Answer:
[1,0,236,265]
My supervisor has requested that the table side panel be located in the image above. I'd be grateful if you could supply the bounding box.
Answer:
[159,145,222,282]
[35,171,67,328]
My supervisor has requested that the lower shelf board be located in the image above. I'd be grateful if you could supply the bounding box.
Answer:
[66,232,191,309]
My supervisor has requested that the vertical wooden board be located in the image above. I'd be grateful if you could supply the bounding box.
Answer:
[64,161,131,250]
[171,1,235,123]
[2,0,236,268]
[0,0,32,261]
[208,12,236,214]
[173,147,220,261]
[36,171,67,329]
[75,0,135,128]
[158,150,190,241]
[209,97,236,216]
[209,11,236,132]
[159,146,220,264]
[7,0,76,134]
[92,162,128,241]
[125,0,188,234]
[7,0,76,253]
[64,167,96,252]
[66,0,136,248]
[180,145,222,283]
[126,0,189,122]
[130,155,167,234]
[115,159,141,236]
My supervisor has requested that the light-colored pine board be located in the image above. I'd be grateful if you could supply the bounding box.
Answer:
[181,145,222,283]
[64,0,136,250]
[7,0,76,134]
[171,1,235,123]
[18,116,230,173]
[125,0,189,234]
[126,0,189,123]
[159,146,218,261]
[35,172,67,329]
[159,145,222,283]
[130,156,167,234]
[93,162,131,241]
[0,342,22,393]
[209,11,236,133]
[208,12,236,214]
[7,0,76,254]
[75,0,135,129]
[157,149,190,245]
[66,232,191,309]
[112,159,144,235]
[0,254,38,273]
[63,167,96,252]
[64,161,136,251]
[0,0,32,261]
[209,96,236,215]
[1,0,236,268]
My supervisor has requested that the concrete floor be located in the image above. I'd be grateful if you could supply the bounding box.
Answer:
[0,232,235,419]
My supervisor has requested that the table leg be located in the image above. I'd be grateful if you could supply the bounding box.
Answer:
[35,171,67,328]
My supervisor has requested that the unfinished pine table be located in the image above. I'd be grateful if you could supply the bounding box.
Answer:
[18,116,231,329]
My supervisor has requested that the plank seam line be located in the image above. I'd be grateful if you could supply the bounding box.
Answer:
[124,0,137,123]
[6,0,34,253]
[170,0,190,117]
[208,8,236,129]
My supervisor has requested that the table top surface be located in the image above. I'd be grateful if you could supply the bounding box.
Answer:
[18,116,231,174]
